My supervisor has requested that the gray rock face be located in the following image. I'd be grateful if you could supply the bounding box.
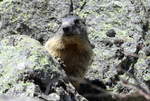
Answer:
[0,0,70,44]
[0,35,58,95]
[80,0,150,95]
[0,0,150,101]
[0,96,42,101]
[0,35,87,101]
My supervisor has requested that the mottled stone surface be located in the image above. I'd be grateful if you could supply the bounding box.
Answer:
[0,0,150,101]
[0,35,87,101]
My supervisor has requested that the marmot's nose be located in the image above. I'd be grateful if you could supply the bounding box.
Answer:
[63,26,71,33]
[61,18,76,35]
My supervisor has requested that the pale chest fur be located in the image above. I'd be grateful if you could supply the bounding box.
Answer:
[45,37,93,78]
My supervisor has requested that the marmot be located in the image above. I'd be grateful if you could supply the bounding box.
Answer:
[45,15,93,88]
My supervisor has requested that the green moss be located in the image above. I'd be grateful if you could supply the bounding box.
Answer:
[0,0,13,13]
[0,35,58,95]
[39,56,49,65]
[47,22,59,30]
[143,73,150,81]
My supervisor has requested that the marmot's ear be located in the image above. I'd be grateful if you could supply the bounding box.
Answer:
[69,0,74,14]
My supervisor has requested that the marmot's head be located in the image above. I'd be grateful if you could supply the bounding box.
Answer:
[57,15,88,41]
[51,15,92,49]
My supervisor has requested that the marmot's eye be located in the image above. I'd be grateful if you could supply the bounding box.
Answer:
[74,19,80,24]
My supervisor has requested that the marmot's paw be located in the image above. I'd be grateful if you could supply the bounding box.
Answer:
[54,56,66,69]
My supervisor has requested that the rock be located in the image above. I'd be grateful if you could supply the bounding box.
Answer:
[83,0,150,96]
[0,35,87,101]
[0,0,150,100]
[106,29,116,37]
[0,0,70,44]
[78,79,111,101]
[145,59,150,67]
[0,96,42,101]
[113,39,124,47]
[114,48,124,60]
[0,35,60,96]
[144,46,150,56]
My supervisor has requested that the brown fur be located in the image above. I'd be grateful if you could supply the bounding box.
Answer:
[45,14,93,88]
[45,35,93,87]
